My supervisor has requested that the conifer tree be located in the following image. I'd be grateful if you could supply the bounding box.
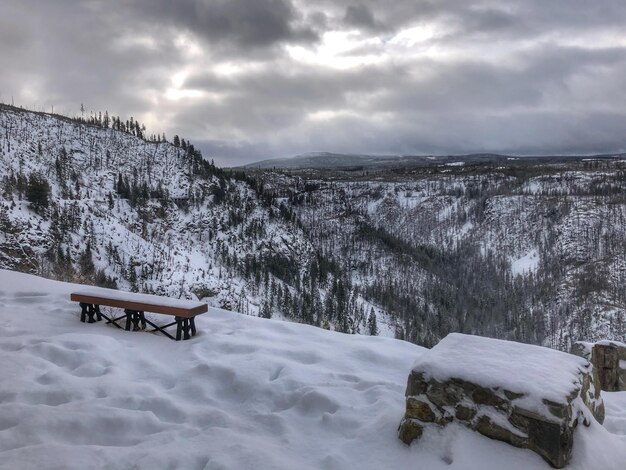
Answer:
[26,173,50,215]
[260,302,272,319]
[367,308,379,336]
[79,243,95,278]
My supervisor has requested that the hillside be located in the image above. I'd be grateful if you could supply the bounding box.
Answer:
[2,104,626,351]
[256,161,626,350]
[0,104,388,337]
[1,269,625,469]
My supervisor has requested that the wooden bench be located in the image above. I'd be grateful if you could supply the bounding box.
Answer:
[70,288,208,341]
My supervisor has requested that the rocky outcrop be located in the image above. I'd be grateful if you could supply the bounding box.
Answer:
[572,340,626,392]
[399,333,604,469]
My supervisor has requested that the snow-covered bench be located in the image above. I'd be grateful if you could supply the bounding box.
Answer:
[70,288,208,341]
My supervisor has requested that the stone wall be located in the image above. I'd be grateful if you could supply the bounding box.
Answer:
[399,335,604,469]
[572,340,626,392]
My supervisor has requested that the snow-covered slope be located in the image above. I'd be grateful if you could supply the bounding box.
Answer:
[0,105,389,338]
[0,105,305,305]
[1,270,626,469]
[259,167,626,349]
[3,104,626,350]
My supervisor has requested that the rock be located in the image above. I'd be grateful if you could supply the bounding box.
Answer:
[405,370,427,396]
[471,385,506,408]
[542,399,571,420]
[593,344,620,391]
[406,397,436,422]
[399,333,604,469]
[572,340,626,392]
[454,404,476,421]
[426,379,462,408]
[571,341,593,361]
[503,389,524,400]
[398,418,423,445]
[475,416,525,447]
[525,412,573,469]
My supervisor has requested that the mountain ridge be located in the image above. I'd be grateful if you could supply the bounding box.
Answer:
[242,151,626,170]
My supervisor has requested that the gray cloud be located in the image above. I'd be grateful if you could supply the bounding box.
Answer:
[133,0,319,55]
[344,5,385,31]
[1,0,626,166]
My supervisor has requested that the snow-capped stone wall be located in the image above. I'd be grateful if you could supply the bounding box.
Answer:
[572,340,626,392]
[398,333,604,468]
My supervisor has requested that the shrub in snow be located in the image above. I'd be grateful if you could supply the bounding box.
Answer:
[572,340,626,392]
[398,333,604,468]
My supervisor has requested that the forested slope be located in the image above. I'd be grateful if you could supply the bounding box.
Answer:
[258,162,626,349]
[2,104,625,349]
[0,105,379,336]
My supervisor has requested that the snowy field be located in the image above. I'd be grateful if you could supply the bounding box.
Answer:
[1,269,625,469]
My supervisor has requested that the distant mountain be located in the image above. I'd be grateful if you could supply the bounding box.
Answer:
[242,152,399,169]
[243,151,626,170]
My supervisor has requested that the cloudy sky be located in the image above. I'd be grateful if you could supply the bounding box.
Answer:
[2,1,626,165]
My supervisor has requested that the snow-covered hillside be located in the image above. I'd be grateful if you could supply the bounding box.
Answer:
[259,165,626,350]
[0,105,307,306]
[3,104,626,350]
[0,105,383,337]
[1,269,625,469]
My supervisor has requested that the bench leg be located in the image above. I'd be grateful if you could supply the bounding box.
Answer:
[175,317,192,340]
[124,310,146,331]
[80,303,89,323]
[79,303,103,324]
[125,310,133,331]
[183,318,191,340]
[87,304,97,323]
[175,316,183,341]
[132,312,140,331]
[190,317,196,336]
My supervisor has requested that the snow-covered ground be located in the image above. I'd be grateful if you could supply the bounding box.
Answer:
[1,269,626,469]
[510,249,540,276]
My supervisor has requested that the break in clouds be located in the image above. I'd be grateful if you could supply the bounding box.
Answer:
[2,0,626,165]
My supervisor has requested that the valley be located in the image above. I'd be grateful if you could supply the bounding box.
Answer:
[2,104,626,350]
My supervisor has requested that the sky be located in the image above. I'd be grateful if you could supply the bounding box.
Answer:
[2,1,626,166]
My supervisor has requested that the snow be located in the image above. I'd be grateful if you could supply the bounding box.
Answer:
[510,249,540,276]
[596,339,626,348]
[72,287,205,310]
[524,180,542,194]
[1,270,626,469]
[412,333,589,408]
[396,193,429,210]
[573,341,595,360]
[603,392,626,436]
